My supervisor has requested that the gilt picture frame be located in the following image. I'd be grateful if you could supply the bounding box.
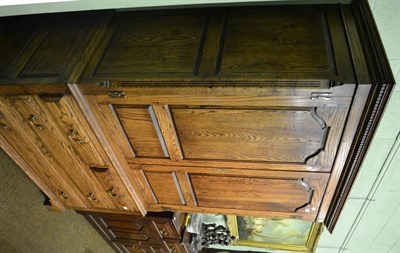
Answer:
[227,215,324,253]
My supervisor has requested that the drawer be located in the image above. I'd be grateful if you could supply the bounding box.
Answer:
[112,230,150,242]
[119,242,166,253]
[102,218,144,231]
[41,95,106,166]
[152,220,180,240]
[89,165,139,212]
[164,242,186,253]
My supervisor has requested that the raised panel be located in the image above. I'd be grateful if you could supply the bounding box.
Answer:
[19,14,96,78]
[220,10,335,78]
[190,175,311,212]
[93,13,206,77]
[114,106,167,158]
[0,17,43,77]
[143,171,185,206]
[172,107,327,163]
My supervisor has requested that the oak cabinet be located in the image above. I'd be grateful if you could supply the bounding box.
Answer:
[0,0,395,232]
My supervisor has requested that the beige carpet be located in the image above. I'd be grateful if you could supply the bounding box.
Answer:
[0,149,114,253]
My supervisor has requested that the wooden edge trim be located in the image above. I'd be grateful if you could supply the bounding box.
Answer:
[325,83,393,232]
[68,83,147,215]
[152,104,183,161]
[172,172,186,205]
[175,172,198,207]
[316,85,371,224]
[0,134,65,212]
[351,0,396,85]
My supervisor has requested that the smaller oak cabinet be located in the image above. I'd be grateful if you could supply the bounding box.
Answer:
[80,211,191,253]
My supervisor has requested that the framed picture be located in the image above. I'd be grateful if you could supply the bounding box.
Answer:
[227,215,323,253]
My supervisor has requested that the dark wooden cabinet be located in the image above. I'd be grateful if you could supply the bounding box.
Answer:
[0,0,395,232]
[80,211,189,253]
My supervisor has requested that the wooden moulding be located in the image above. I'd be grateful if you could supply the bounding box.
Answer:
[320,0,396,232]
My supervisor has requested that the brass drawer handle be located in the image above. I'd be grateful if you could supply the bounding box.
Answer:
[106,187,120,198]
[169,246,177,253]
[1,123,10,130]
[87,192,99,202]
[159,228,168,236]
[28,114,44,130]
[67,129,85,144]
[59,191,70,200]
[0,114,10,130]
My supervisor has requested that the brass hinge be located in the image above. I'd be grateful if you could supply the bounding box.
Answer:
[310,92,332,100]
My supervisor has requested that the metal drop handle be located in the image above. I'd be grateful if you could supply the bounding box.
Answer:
[59,191,70,200]
[106,187,120,198]
[87,192,99,202]
[28,114,44,130]
[67,129,85,144]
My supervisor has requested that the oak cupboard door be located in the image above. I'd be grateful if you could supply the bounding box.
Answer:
[41,95,139,212]
[0,100,87,209]
[83,84,354,172]
[4,95,117,210]
[132,165,329,221]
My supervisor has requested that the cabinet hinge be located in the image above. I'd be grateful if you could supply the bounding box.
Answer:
[310,92,332,100]
[108,91,126,98]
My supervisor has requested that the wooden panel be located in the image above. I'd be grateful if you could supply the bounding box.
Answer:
[172,107,327,163]
[135,165,328,220]
[18,14,96,78]
[0,17,43,77]
[143,171,185,206]
[219,9,338,79]
[114,106,167,158]
[190,174,315,212]
[93,13,206,77]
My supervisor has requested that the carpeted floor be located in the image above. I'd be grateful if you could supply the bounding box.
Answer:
[0,149,114,253]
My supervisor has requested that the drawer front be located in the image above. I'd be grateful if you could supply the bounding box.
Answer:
[164,242,186,253]
[5,95,116,209]
[133,165,329,221]
[41,95,106,166]
[152,220,180,240]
